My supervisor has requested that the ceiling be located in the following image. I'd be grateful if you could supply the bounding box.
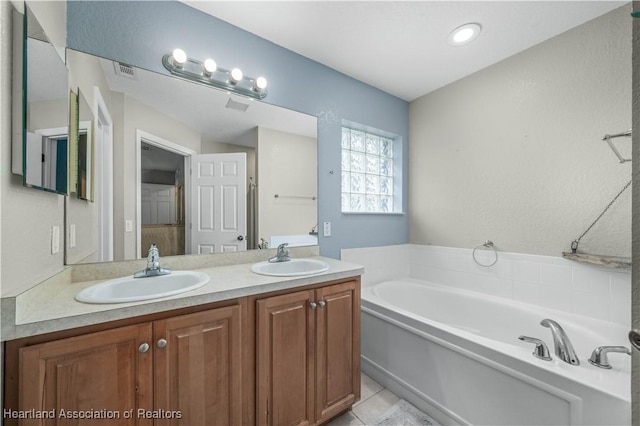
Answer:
[183,1,627,102]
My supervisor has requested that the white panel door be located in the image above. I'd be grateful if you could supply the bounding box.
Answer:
[190,153,247,254]
[141,183,176,225]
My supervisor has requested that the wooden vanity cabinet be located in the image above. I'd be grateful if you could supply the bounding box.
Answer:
[18,323,154,426]
[7,303,243,426]
[5,276,361,426]
[256,279,361,426]
[153,306,242,426]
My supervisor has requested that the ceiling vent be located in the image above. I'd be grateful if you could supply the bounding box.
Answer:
[225,98,250,112]
[113,61,137,79]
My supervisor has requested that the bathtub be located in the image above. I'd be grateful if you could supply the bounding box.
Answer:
[361,278,631,426]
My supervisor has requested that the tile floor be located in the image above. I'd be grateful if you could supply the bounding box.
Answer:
[327,373,400,426]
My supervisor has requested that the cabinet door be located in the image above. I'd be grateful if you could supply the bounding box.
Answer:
[315,281,361,423]
[153,305,242,426]
[257,290,315,426]
[19,323,153,426]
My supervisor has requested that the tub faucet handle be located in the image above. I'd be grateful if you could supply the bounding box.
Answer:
[518,336,552,361]
[588,346,630,369]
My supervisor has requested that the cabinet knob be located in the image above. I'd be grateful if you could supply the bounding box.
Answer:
[157,338,168,348]
[138,343,150,353]
[310,302,317,310]
[318,300,326,308]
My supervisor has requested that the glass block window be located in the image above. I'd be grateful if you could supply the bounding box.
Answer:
[341,126,395,213]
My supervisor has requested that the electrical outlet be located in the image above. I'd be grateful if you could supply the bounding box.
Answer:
[323,222,331,237]
[51,226,60,254]
[69,224,76,248]
[125,220,133,232]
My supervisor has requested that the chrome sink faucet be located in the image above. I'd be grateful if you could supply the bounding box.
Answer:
[134,244,172,278]
[268,243,290,263]
[540,319,580,365]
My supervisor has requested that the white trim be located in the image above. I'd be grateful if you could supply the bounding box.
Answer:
[35,126,69,138]
[135,129,195,259]
[94,86,114,262]
[342,212,406,216]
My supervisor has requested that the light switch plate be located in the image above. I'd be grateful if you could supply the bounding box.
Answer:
[69,224,76,248]
[323,222,331,237]
[125,220,133,232]
[51,226,60,254]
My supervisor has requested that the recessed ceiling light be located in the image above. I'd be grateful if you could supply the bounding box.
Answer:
[448,23,482,46]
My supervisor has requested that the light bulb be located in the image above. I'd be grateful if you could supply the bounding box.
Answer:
[255,77,267,91]
[447,23,482,46]
[172,48,187,66]
[453,28,474,43]
[204,59,217,75]
[230,68,243,83]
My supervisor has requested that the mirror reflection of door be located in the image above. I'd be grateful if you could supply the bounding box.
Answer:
[140,142,186,257]
[191,152,247,254]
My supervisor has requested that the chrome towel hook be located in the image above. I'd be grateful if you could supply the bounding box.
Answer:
[472,240,498,267]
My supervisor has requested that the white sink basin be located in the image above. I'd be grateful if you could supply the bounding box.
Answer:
[251,259,330,277]
[75,271,210,304]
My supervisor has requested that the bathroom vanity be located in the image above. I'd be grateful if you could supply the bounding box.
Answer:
[2,252,363,426]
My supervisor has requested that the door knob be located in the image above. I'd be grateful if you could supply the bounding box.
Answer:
[237,235,244,241]
[157,338,168,348]
[310,302,317,310]
[629,330,640,351]
[318,300,326,308]
[138,343,150,353]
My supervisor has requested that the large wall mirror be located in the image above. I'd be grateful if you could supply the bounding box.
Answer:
[15,5,69,194]
[65,49,318,264]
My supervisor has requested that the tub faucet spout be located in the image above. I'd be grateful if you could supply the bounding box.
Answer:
[540,319,580,365]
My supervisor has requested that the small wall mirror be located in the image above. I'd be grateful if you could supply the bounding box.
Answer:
[18,5,69,194]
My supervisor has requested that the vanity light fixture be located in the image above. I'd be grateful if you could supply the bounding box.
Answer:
[171,48,187,67]
[203,59,217,75]
[448,23,482,46]
[230,68,243,83]
[162,49,268,100]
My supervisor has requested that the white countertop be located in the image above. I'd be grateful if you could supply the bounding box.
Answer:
[1,255,363,341]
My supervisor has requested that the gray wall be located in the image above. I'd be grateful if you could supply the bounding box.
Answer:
[409,5,632,257]
[66,1,410,260]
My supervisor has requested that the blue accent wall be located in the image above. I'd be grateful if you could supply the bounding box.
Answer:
[67,1,409,259]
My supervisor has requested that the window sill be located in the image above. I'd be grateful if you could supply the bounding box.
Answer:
[342,212,406,216]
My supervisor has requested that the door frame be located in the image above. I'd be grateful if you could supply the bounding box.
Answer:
[135,129,196,259]
[34,126,68,191]
[93,86,114,262]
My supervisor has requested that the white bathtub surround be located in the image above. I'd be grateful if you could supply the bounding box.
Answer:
[341,244,631,425]
[342,244,631,326]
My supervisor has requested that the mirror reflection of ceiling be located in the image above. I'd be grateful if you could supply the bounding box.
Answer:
[99,57,317,147]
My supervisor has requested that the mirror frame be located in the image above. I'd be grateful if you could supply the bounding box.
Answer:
[18,4,70,195]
